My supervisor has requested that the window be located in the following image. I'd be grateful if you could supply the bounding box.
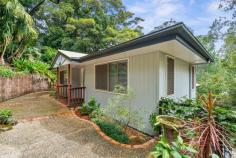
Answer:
[95,60,128,92]
[95,64,108,90]
[192,66,195,89]
[167,57,174,95]
[60,70,67,84]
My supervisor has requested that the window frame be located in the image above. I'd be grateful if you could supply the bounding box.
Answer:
[166,56,175,96]
[59,69,68,85]
[191,66,195,89]
[94,58,129,94]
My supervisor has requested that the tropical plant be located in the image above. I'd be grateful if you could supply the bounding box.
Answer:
[150,135,197,158]
[193,93,232,158]
[0,0,38,65]
[0,109,13,125]
[0,66,15,78]
[12,59,55,81]
[21,47,41,60]
[77,97,100,115]
[151,96,236,148]
[149,112,160,133]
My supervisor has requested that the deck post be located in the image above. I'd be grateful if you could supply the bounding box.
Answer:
[67,64,71,105]
[56,67,59,98]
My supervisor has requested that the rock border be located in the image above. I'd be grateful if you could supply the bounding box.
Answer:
[71,109,156,149]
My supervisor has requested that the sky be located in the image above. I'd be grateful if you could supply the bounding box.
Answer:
[123,0,228,35]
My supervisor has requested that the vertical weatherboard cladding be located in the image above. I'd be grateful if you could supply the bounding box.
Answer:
[84,51,159,134]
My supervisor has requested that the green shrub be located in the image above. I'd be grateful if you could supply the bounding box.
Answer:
[95,119,129,144]
[0,109,12,124]
[12,59,56,82]
[89,107,104,120]
[159,97,204,120]
[77,97,100,115]
[0,66,14,78]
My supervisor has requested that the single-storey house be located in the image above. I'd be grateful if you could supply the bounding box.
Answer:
[51,23,213,134]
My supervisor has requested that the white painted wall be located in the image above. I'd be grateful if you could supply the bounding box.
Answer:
[84,51,193,134]
[158,52,191,100]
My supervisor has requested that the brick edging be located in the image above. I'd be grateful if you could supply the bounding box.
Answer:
[71,109,156,149]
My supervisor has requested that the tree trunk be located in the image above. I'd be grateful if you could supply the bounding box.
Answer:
[0,42,7,65]
[0,55,5,65]
[8,39,25,63]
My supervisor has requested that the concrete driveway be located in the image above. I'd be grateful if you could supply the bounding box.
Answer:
[0,92,151,158]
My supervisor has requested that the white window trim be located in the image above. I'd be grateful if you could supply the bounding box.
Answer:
[191,65,195,90]
[166,55,175,96]
[94,58,129,94]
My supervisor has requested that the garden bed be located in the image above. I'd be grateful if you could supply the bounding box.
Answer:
[73,109,155,148]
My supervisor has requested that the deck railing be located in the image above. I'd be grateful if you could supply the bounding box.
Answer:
[70,86,86,105]
[57,85,68,99]
[57,85,85,106]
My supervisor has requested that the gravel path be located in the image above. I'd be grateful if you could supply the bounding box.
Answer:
[0,92,151,158]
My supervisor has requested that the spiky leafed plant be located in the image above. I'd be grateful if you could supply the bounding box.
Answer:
[194,92,232,158]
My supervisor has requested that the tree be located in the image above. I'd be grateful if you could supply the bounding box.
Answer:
[33,0,143,53]
[196,33,236,107]
[210,0,236,40]
[152,19,194,33]
[40,46,56,64]
[153,19,178,31]
[19,0,60,15]
[0,0,37,65]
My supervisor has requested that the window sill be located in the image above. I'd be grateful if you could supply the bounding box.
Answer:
[95,89,127,95]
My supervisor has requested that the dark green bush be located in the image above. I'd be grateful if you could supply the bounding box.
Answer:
[95,119,129,144]
[159,97,205,119]
[0,109,13,124]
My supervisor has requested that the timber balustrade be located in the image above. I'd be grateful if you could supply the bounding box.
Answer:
[57,85,85,106]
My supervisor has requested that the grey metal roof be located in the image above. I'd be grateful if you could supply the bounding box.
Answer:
[58,49,88,60]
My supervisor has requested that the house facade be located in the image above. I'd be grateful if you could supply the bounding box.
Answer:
[51,23,213,134]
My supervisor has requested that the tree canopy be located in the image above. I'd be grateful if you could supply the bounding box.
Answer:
[32,0,143,53]
[0,0,143,65]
